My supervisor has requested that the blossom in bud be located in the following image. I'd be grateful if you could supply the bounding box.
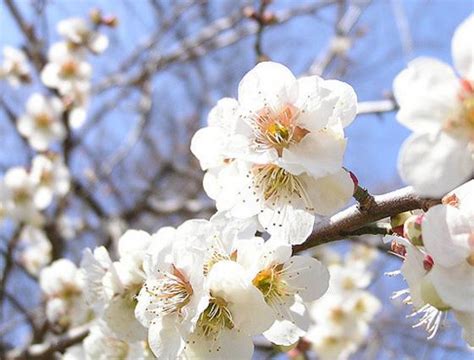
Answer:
[390,211,412,237]
[403,214,424,246]
[394,14,474,196]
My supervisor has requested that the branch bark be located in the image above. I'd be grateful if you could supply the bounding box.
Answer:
[293,186,439,253]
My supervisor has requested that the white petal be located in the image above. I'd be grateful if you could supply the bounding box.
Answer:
[238,61,297,113]
[454,310,474,346]
[207,97,240,130]
[263,301,309,346]
[185,329,254,360]
[452,14,474,78]
[284,256,329,302]
[148,316,184,359]
[281,127,346,177]
[423,204,471,267]
[190,127,229,170]
[89,33,109,54]
[293,75,337,132]
[304,169,354,216]
[323,79,358,128]
[393,57,459,133]
[398,131,473,197]
[117,229,152,258]
[103,296,146,341]
[430,262,474,312]
[259,205,314,245]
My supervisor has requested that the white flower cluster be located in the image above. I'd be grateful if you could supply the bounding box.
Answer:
[394,15,474,197]
[303,245,381,360]
[387,180,474,345]
[77,215,329,359]
[0,153,69,273]
[67,60,363,359]
[191,62,357,244]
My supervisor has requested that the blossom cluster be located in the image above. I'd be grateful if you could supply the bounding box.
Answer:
[387,180,474,346]
[300,245,381,360]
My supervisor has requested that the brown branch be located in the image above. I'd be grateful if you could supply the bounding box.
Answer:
[293,186,440,253]
[6,324,89,360]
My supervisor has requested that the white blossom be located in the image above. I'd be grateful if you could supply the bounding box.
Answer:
[41,42,92,97]
[30,153,70,206]
[393,15,474,197]
[237,238,329,346]
[17,93,65,151]
[40,259,89,329]
[0,46,31,86]
[0,167,44,224]
[18,225,52,275]
[58,17,109,54]
[191,62,356,244]
[81,230,151,341]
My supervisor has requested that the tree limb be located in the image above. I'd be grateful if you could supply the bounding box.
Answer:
[293,186,439,253]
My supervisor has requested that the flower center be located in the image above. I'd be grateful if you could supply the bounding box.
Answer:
[13,188,31,204]
[144,265,193,317]
[444,79,474,143]
[251,164,313,210]
[252,263,290,304]
[60,60,78,78]
[253,104,309,156]
[197,295,234,339]
[35,113,52,128]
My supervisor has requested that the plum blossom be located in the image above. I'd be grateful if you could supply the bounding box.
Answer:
[18,225,52,275]
[394,15,474,197]
[40,259,90,329]
[81,230,152,341]
[191,62,356,243]
[134,224,209,359]
[17,93,66,151]
[237,238,329,346]
[58,17,109,54]
[421,180,474,344]
[0,46,31,87]
[0,167,44,224]
[184,260,274,360]
[30,153,70,206]
[41,42,92,97]
[305,245,380,360]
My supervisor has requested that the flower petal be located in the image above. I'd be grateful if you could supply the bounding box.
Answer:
[398,131,473,197]
[452,14,474,79]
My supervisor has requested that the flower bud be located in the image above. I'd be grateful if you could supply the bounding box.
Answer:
[90,8,102,25]
[102,15,118,27]
[403,214,424,246]
[423,254,434,271]
[390,211,412,236]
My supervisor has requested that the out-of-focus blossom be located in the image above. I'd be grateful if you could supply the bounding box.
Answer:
[305,245,380,360]
[394,15,474,197]
[40,259,90,329]
[30,153,70,206]
[19,225,52,275]
[58,17,109,54]
[0,46,31,87]
[0,167,44,225]
[17,93,65,151]
[41,42,91,97]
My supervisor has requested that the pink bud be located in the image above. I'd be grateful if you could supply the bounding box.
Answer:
[423,255,434,271]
